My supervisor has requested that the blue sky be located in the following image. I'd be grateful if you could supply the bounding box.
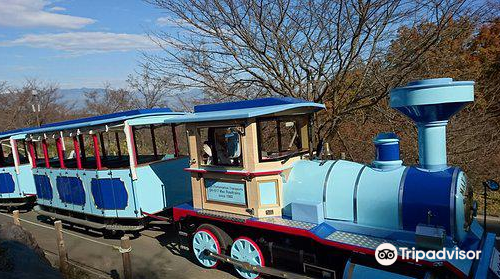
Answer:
[0,0,176,88]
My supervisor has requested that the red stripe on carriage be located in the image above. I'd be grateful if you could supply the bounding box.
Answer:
[183,168,282,177]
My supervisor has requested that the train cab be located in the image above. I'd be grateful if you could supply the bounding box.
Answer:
[177,97,325,219]
[0,129,37,209]
[25,108,192,232]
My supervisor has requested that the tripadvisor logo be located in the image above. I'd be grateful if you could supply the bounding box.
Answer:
[375,243,482,266]
[375,243,398,266]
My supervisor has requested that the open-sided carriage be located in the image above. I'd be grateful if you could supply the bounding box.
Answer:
[24,109,192,233]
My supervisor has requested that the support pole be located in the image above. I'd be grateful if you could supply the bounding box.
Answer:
[12,210,20,226]
[132,127,139,164]
[150,125,158,160]
[42,139,50,168]
[28,141,37,168]
[0,143,5,167]
[54,221,69,275]
[124,123,138,180]
[92,134,102,170]
[172,125,179,157]
[72,137,82,170]
[55,138,66,169]
[308,115,314,158]
[121,236,132,279]
[10,139,20,174]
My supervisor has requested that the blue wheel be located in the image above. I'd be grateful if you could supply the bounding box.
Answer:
[230,237,265,279]
[192,228,221,268]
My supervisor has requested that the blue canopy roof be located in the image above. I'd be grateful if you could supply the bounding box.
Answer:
[194,97,317,113]
[27,108,183,135]
[153,97,325,124]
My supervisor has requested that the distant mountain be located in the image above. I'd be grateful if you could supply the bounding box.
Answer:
[58,88,104,107]
[57,87,203,110]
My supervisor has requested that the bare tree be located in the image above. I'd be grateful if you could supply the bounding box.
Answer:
[0,81,7,94]
[83,84,135,115]
[127,63,173,109]
[146,0,477,138]
[0,79,70,131]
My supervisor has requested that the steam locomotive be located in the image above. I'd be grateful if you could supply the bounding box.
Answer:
[172,78,500,279]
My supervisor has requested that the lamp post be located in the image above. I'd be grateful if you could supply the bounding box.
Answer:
[31,89,41,127]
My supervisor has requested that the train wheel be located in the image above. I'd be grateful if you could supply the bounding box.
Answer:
[230,237,265,279]
[192,227,222,268]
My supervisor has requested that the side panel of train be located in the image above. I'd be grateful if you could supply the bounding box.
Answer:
[26,110,192,230]
[33,158,191,219]
[0,137,37,208]
[0,166,20,198]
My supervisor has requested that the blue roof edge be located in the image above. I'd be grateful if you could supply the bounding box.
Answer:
[0,128,32,139]
[0,108,178,138]
[194,97,318,113]
[37,108,174,130]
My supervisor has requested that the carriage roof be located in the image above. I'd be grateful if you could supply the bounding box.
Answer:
[26,108,183,135]
[0,98,324,138]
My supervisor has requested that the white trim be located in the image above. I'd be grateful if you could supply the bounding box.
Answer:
[124,122,137,180]
[60,131,66,151]
[10,138,20,174]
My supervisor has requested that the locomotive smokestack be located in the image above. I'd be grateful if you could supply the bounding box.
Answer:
[390,78,474,171]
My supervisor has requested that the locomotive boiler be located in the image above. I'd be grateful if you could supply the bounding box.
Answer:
[283,78,475,245]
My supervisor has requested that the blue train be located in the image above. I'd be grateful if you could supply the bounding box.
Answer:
[0,78,498,278]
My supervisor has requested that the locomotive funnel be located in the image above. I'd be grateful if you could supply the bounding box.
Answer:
[390,78,474,170]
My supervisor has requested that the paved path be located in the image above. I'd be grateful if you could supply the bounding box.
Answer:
[0,211,236,279]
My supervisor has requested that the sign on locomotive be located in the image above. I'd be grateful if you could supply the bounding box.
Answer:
[0,78,498,279]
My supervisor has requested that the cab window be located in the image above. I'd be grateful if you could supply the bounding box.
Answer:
[198,126,243,167]
[257,115,309,162]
